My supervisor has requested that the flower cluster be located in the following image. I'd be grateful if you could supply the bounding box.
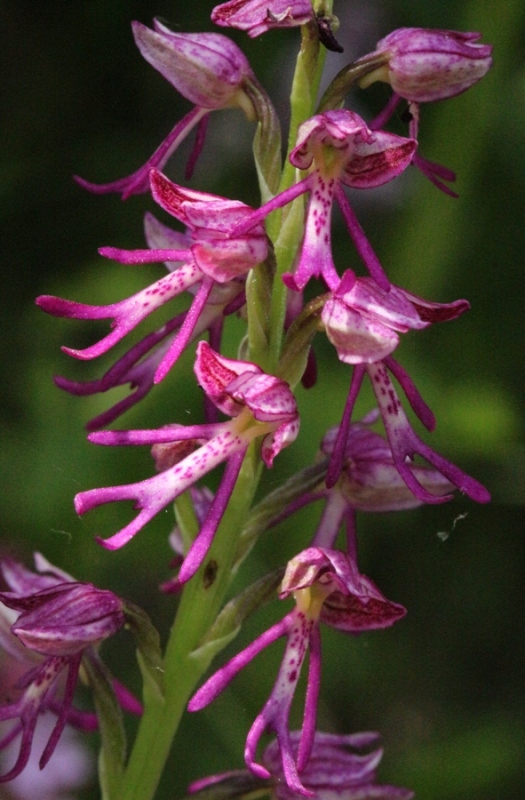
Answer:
[0,555,139,783]
[21,4,493,799]
[189,731,414,800]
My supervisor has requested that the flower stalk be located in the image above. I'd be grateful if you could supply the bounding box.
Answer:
[9,4,495,799]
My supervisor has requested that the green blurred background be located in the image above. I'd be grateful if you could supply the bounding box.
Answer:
[1,1,524,798]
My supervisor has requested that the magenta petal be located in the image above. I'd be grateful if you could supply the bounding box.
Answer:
[176,448,246,585]
[154,277,214,384]
[188,618,288,712]
[98,246,191,265]
[335,187,390,290]
[74,107,208,199]
[412,152,459,197]
[39,653,82,769]
[384,357,435,431]
[36,263,201,361]
[326,366,365,489]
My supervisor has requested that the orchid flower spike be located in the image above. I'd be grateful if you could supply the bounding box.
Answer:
[233,110,415,292]
[188,730,414,800]
[75,343,299,585]
[75,21,255,198]
[0,555,130,783]
[37,172,265,387]
[211,0,313,38]
[188,547,405,795]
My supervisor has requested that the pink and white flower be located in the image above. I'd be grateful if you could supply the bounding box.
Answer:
[37,171,265,388]
[75,343,299,585]
[189,547,405,795]
[233,110,416,292]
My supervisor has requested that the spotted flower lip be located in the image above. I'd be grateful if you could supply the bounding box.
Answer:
[188,547,404,795]
[75,21,254,198]
[320,414,454,513]
[359,27,493,103]
[211,0,313,38]
[74,344,298,583]
[189,730,414,800]
[37,172,265,386]
[0,582,124,658]
[327,358,491,505]
[0,555,129,784]
[232,110,416,292]
[322,269,470,364]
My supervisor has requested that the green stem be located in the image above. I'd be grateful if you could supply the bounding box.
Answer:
[264,16,330,372]
[119,447,261,800]
[117,9,338,797]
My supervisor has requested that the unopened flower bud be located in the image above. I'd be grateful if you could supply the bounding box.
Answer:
[2,582,125,657]
[132,20,253,109]
[359,27,493,102]
[211,0,313,38]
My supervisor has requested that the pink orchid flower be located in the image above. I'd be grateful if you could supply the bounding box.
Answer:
[233,110,416,292]
[37,171,265,387]
[0,555,138,783]
[75,343,299,585]
[189,547,405,795]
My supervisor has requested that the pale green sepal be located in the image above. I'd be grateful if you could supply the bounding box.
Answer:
[189,627,241,673]
[190,568,285,668]
[317,54,390,113]
[244,77,282,202]
[277,293,326,388]
[83,651,126,800]
[174,491,200,552]
[123,601,164,697]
